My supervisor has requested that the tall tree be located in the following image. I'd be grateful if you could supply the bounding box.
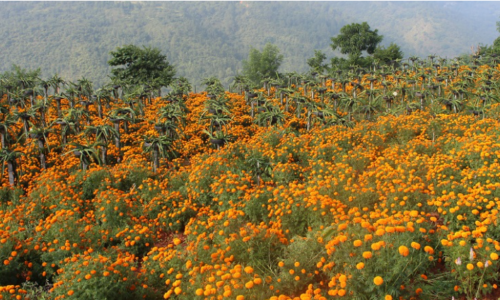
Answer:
[242,43,284,85]
[307,50,328,74]
[108,45,176,87]
[373,43,404,67]
[330,22,383,68]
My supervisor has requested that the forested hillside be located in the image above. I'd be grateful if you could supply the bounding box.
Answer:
[0,2,499,87]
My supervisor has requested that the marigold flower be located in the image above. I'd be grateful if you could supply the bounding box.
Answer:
[373,276,383,285]
[398,245,409,257]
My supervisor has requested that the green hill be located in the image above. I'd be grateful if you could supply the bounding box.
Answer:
[0,2,499,87]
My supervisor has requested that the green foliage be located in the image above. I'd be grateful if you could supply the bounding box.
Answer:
[108,45,175,87]
[242,43,284,85]
[373,43,404,66]
[0,2,497,88]
[50,252,156,300]
[307,50,328,74]
[443,241,500,300]
[329,22,404,70]
[331,22,383,65]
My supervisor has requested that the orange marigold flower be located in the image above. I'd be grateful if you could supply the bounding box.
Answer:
[398,245,410,257]
[373,276,383,285]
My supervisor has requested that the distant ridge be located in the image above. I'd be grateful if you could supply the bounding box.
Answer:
[0,1,498,87]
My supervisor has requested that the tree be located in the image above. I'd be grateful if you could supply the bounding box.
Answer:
[307,50,328,74]
[330,22,383,68]
[242,43,284,85]
[65,143,101,171]
[373,43,404,67]
[84,125,119,165]
[143,135,176,173]
[108,45,176,87]
[0,148,23,187]
[479,20,500,57]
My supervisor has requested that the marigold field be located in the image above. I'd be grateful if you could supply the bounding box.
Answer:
[3,61,500,300]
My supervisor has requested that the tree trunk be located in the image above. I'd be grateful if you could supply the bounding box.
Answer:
[307,110,311,131]
[56,100,62,117]
[0,132,7,149]
[7,161,16,187]
[101,145,107,166]
[41,111,47,128]
[37,139,46,169]
[153,146,159,173]
[23,120,30,138]
[97,102,103,119]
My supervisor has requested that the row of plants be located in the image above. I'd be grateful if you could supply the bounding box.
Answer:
[1,54,500,299]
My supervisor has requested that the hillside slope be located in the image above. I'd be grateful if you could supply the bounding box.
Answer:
[0,2,498,87]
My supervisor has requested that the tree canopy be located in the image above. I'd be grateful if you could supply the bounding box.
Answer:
[330,22,403,69]
[373,43,404,66]
[108,45,176,88]
[242,43,284,85]
[307,50,328,74]
[331,22,383,58]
